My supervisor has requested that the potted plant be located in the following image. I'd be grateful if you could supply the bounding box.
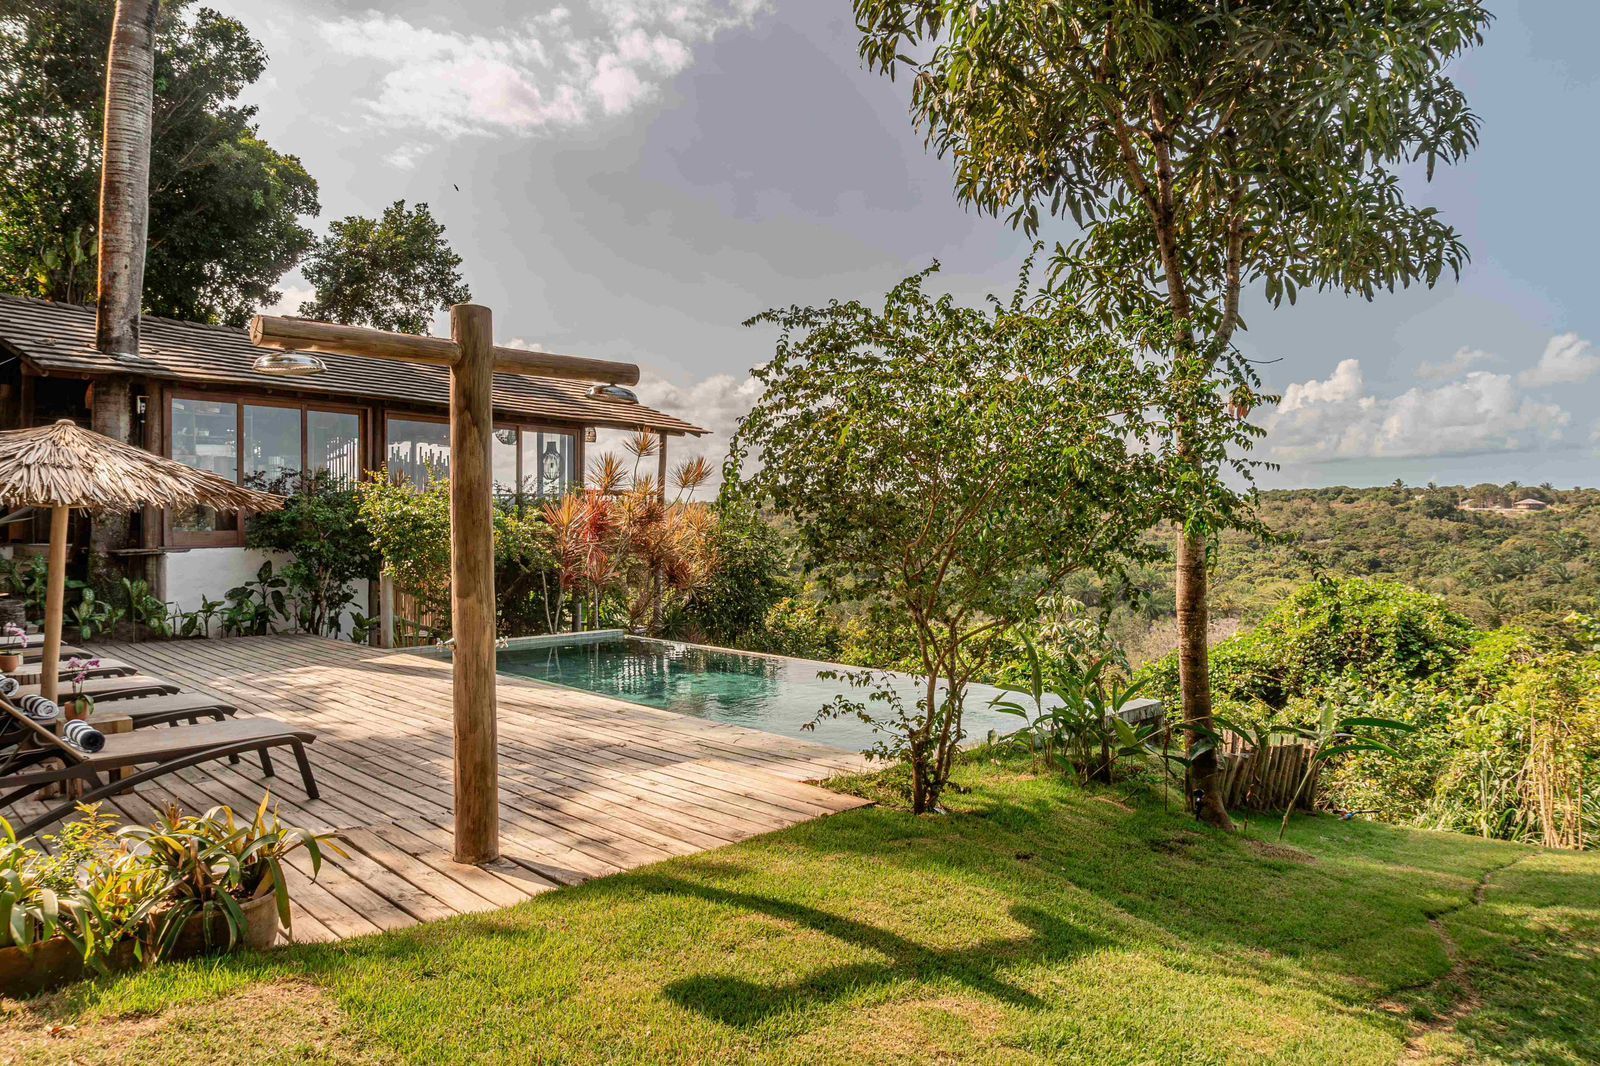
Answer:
[0,622,25,673]
[0,798,342,995]
[60,657,99,719]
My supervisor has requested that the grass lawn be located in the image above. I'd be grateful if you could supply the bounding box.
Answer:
[3,754,1596,1065]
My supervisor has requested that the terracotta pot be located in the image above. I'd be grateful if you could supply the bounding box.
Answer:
[0,892,281,997]
[167,891,282,957]
[61,697,92,722]
[0,653,20,673]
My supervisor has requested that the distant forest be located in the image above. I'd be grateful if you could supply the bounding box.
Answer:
[1087,482,1600,663]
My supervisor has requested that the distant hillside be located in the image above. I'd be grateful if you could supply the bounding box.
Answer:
[1211,483,1600,632]
[1069,482,1600,664]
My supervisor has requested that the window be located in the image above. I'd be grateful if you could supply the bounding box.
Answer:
[387,419,578,505]
[168,394,365,546]
[521,429,577,500]
[243,403,301,489]
[170,398,237,536]
[493,428,519,502]
[309,410,362,485]
[386,417,451,486]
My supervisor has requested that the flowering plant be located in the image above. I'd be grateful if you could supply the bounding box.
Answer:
[64,656,100,718]
[2,622,27,648]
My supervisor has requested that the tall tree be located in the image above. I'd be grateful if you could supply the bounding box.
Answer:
[95,0,159,358]
[89,0,161,564]
[298,201,470,335]
[853,0,1489,825]
[0,0,318,324]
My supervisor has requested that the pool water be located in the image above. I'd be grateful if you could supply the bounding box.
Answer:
[495,636,1154,752]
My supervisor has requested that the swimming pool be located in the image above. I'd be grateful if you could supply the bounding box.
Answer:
[495,633,1161,752]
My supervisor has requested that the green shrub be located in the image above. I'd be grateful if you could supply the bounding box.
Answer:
[746,596,842,661]
[667,502,793,644]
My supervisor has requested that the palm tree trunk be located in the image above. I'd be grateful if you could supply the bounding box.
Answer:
[90,0,160,576]
[96,0,160,358]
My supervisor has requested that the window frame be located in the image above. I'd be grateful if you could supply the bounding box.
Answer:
[164,389,367,549]
[381,411,585,510]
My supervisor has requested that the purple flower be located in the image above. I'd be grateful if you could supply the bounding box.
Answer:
[2,623,25,649]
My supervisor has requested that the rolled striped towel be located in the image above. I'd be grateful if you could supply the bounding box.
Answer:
[0,675,18,699]
[62,718,105,754]
[17,693,58,724]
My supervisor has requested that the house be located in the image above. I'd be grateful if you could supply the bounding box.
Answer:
[1513,498,1550,511]
[0,295,706,640]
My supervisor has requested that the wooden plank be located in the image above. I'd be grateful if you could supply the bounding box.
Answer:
[60,634,874,943]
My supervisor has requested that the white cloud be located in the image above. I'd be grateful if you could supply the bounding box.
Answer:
[1416,346,1494,381]
[316,2,769,147]
[258,282,315,316]
[502,338,547,352]
[1518,332,1600,387]
[1264,358,1569,462]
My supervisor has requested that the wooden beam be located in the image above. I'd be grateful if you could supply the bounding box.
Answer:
[41,506,69,704]
[250,315,641,386]
[448,304,500,865]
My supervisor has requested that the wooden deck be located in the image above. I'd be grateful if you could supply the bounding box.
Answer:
[20,636,870,944]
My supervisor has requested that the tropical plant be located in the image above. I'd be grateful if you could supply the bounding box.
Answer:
[728,266,1208,813]
[245,470,379,638]
[119,577,171,640]
[853,0,1490,828]
[989,631,1155,786]
[1274,704,1416,840]
[118,797,342,955]
[224,561,288,636]
[68,588,122,641]
[666,500,795,645]
[542,448,718,635]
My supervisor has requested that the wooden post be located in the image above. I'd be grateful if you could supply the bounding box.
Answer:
[449,304,499,864]
[656,431,668,501]
[40,506,69,704]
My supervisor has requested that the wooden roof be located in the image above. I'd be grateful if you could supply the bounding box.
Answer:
[0,295,706,436]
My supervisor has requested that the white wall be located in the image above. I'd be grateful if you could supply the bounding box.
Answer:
[161,547,370,638]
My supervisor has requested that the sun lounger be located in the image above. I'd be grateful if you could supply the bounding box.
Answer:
[14,674,180,702]
[7,657,139,686]
[0,697,319,837]
[1,643,91,663]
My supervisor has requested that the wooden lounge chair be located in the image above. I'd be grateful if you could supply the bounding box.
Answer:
[7,657,139,686]
[0,695,236,747]
[14,674,180,702]
[0,697,319,837]
[2,644,91,663]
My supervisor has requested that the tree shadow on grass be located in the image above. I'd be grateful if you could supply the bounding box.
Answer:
[634,873,1106,1029]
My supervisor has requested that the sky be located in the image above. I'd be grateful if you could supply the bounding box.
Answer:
[214,0,1600,491]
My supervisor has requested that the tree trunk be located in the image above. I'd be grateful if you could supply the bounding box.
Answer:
[96,0,159,359]
[1177,526,1230,827]
[91,0,160,576]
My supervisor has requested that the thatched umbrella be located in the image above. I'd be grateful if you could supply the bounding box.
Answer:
[0,420,283,701]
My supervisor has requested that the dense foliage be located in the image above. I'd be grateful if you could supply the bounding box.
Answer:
[298,200,470,334]
[664,501,794,646]
[1142,577,1600,848]
[355,471,559,642]
[244,472,379,638]
[852,0,1490,827]
[0,0,318,322]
